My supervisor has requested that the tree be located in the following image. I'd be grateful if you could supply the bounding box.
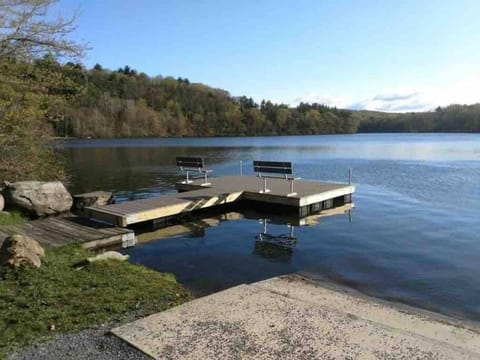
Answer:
[0,0,87,182]
[0,0,85,61]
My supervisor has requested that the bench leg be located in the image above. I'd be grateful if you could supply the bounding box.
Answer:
[287,179,297,197]
[182,171,193,184]
[259,177,270,193]
[201,171,211,186]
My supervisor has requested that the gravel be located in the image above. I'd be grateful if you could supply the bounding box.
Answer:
[8,325,150,360]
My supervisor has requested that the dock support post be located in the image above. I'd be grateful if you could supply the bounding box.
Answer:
[240,160,243,176]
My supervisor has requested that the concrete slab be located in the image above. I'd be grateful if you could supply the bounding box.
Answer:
[112,275,480,359]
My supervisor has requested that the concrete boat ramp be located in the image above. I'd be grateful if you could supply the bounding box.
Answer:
[113,275,480,359]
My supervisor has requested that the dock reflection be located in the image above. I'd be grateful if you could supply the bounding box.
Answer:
[136,203,355,251]
[126,202,354,297]
[253,220,297,262]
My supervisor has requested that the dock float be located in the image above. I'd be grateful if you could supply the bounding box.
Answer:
[86,175,355,227]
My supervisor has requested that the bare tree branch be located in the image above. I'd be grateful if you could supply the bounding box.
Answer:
[0,0,88,61]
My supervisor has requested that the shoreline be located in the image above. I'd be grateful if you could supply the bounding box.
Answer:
[298,271,480,327]
[53,132,480,142]
[293,273,480,330]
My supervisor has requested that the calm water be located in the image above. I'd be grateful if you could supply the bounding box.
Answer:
[62,134,480,320]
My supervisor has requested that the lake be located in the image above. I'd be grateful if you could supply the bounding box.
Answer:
[62,133,480,321]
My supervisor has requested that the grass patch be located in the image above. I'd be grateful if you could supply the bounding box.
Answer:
[0,245,191,357]
[0,211,25,226]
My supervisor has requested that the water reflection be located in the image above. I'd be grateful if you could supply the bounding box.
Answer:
[253,220,297,262]
[135,203,354,245]
[127,203,354,296]
[62,145,239,196]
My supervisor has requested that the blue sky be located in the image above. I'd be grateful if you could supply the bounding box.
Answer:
[54,0,480,112]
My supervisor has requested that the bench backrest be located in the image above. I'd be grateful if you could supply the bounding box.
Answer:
[253,161,293,175]
[176,156,206,171]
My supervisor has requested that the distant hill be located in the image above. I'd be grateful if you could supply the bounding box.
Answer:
[352,104,480,133]
[37,59,480,137]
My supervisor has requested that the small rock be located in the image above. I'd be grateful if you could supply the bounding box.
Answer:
[72,191,115,214]
[3,181,73,217]
[87,251,129,263]
[0,234,45,268]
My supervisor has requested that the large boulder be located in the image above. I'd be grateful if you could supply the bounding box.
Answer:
[3,181,73,216]
[72,191,115,214]
[0,234,45,268]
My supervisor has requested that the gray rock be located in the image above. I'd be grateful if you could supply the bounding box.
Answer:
[72,191,114,214]
[0,234,45,268]
[0,193,4,211]
[3,181,73,216]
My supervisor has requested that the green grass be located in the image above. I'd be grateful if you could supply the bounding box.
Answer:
[0,211,25,226]
[0,245,191,357]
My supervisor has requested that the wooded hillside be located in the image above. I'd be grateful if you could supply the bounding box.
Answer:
[48,61,480,137]
[356,105,480,133]
[49,62,357,137]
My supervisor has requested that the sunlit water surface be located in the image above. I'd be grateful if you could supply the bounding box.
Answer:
[62,134,480,320]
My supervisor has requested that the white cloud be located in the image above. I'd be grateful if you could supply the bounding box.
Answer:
[288,72,480,112]
[348,90,433,112]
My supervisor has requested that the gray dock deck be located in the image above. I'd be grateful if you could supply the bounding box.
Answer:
[86,176,355,227]
[0,215,135,249]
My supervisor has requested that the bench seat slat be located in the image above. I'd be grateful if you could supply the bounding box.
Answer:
[253,161,291,168]
[176,157,205,169]
[176,164,204,168]
[253,166,293,174]
[253,160,293,175]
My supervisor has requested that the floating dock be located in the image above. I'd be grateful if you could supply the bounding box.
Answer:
[0,215,135,249]
[86,176,355,227]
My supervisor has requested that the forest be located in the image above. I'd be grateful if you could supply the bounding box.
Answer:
[42,61,357,138]
[24,59,480,138]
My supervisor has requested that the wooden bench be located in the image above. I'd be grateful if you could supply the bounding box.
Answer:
[176,156,212,186]
[253,160,299,196]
